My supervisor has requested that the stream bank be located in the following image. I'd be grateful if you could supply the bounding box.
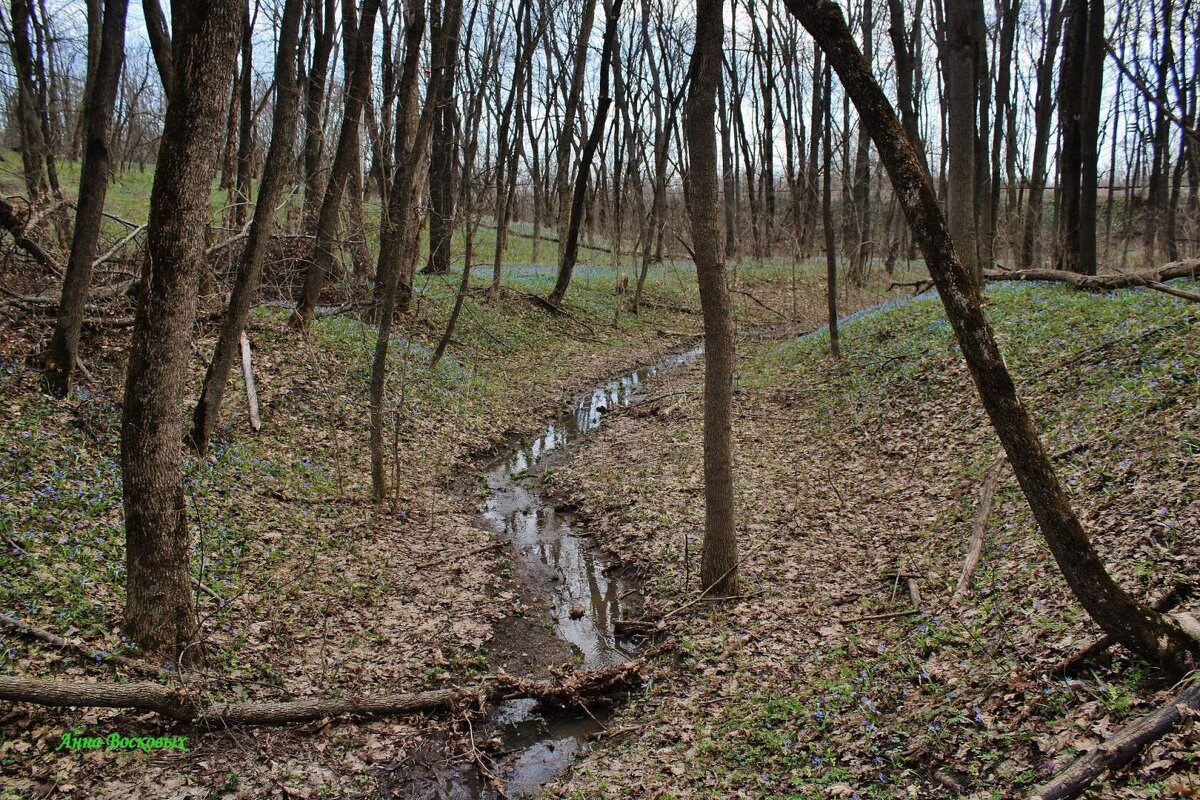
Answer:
[430,344,705,798]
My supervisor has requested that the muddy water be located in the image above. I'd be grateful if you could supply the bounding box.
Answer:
[444,345,704,799]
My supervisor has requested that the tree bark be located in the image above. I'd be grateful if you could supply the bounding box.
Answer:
[1031,679,1200,800]
[554,0,599,261]
[41,0,129,396]
[300,0,336,228]
[0,660,644,726]
[121,0,243,665]
[369,0,459,500]
[685,0,738,597]
[6,0,48,200]
[232,0,256,228]
[1057,0,1104,275]
[189,0,304,456]
[778,0,1200,676]
[822,61,839,357]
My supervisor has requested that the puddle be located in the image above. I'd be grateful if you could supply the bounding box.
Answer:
[438,344,704,798]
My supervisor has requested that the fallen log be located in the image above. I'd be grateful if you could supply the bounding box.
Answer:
[888,278,934,296]
[952,455,1008,603]
[240,332,261,432]
[1030,677,1200,800]
[984,259,1200,301]
[0,660,644,727]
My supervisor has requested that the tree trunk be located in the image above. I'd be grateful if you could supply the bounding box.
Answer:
[7,0,48,200]
[41,0,129,396]
[1019,0,1065,269]
[548,0,622,307]
[938,0,983,281]
[142,0,174,93]
[370,0,459,500]
[291,0,381,330]
[232,0,255,228]
[779,0,1200,676]
[554,0,599,261]
[424,0,462,276]
[685,0,738,598]
[301,0,336,229]
[189,0,304,456]
[121,0,243,665]
[1057,0,1104,275]
[822,62,839,357]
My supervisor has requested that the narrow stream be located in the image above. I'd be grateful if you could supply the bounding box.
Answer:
[443,344,704,799]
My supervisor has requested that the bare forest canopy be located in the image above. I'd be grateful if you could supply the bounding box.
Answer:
[1,0,1196,273]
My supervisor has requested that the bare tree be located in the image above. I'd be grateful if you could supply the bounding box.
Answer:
[1019,0,1065,269]
[1057,0,1105,274]
[41,0,129,396]
[685,0,738,597]
[370,0,462,500]
[937,0,985,280]
[780,0,1200,676]
[121,0,244,664]
[553,0,599,259]
[548,0,623,307]
[190,0,304,456]
[425,0,464,276]
[292,0,382,329]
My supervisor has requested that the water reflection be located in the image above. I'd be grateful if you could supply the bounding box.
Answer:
[450,345,704,799]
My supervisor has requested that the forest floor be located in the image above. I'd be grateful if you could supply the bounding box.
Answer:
[543,278,1200,799]
[0,256,894,798]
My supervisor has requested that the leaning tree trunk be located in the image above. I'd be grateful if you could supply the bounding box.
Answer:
[189,0,303,456]
[685,0,738,597]
[548,0,622,308]
[41,0,129,396]
[121,0,243,665]
[553,0,599,262]
[778,0,1200,676]
[142,0,174,94]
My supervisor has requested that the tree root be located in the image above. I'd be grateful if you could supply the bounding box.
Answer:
[1054,584,1193,675]
[0,660,645,727]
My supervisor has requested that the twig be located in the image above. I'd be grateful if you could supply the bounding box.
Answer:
[952,455,1008,603]
[840,609,923,624]
[0,613,166,678]
[422,541,507,570]
[91,224,147,269]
